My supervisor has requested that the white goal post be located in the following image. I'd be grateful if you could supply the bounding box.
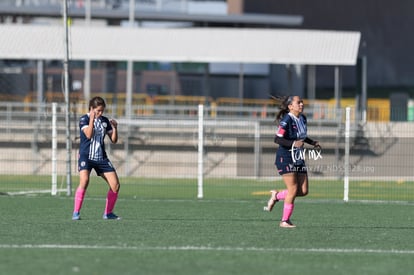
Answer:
[197,104,204,199]
[343,107,351,202]
[51,102,58,196]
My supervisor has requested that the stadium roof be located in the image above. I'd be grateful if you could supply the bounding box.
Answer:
[0,25,361,66]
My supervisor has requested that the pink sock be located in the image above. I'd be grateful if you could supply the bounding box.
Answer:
[73,188,86,213]
[104,190,118,215]
[282,203,294,221]
[276,190,288,200]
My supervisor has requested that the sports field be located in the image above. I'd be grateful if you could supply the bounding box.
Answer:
[0,176,413,274]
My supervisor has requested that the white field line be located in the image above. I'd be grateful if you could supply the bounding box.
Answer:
[5,189,66,196]
[0,244,413,255]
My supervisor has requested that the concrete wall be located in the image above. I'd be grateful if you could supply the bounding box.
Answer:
[1,122,414,181]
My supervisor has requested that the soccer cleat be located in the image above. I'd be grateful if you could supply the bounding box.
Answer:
[72,212,81,221]
[263,190,279,212]
[103,213,121,220]
[279,220,296,228]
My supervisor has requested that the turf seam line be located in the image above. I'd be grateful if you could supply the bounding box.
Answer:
[0,244,413,255]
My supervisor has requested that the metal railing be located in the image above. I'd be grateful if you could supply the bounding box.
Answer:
[0,101,345,179]
[8,0,226,13]
[0,100,342,123]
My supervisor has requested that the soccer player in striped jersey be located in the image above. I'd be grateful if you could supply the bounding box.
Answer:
[264,95,319,228]
[72,96,121,220]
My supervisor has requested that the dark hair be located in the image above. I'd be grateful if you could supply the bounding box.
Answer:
[89,96,106,110]
[275,95,294,122]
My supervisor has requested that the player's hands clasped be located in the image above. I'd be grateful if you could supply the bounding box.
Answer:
[110,119,118,129]
[89,109,96,120]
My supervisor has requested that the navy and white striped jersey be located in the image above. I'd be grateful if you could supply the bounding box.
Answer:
[79,114,113,161]
[276,113,308,143]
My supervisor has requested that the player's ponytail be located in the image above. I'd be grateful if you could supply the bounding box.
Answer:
[273,95,294,122]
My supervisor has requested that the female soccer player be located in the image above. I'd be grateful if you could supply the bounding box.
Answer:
[72,96,121,220]
[264,95,319,228]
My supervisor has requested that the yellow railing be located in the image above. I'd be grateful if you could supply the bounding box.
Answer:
[11,92,394,122]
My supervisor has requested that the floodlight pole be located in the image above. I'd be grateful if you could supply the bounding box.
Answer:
[63,0,72,196]
[124,0,135,176]
[84,0,91,102]
[360,55,367,124]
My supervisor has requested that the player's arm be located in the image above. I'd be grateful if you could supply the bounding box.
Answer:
[82,110,95,139]
[304,137,320,148]
[274,135,294,147]
[301,115,320,147]
[274,123,295,147]
[108,119,118,144]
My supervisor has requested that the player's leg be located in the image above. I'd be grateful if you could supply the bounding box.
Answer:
[265,153,290,211]
[280,172,298,228]
[102,171,120,193]
[72,169,91,220]
[296,172,309,197]
[264,189,279,211]
[101,171,121,219]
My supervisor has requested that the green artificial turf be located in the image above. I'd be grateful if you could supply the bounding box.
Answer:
[0,192,413,275]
